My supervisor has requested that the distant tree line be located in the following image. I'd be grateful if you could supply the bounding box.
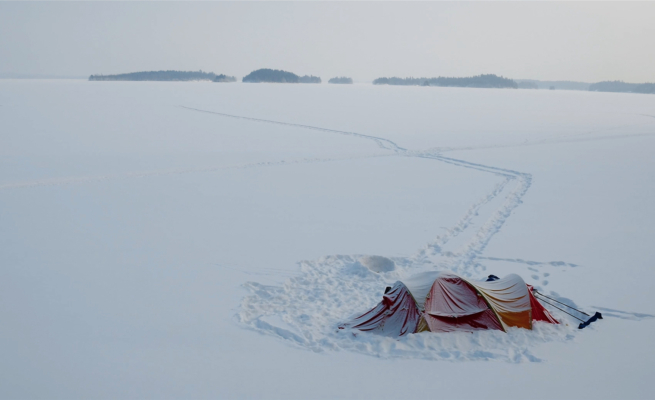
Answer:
[242,69,321,83]
[213,74,237,83]
[89,70,221,81]
[299,75,321,83]
[515,80,590,91]
[589,81,655,94]
[372,74,518,89]
[328,77,353,84]
[88,70,655,95]
[517,81,539,89]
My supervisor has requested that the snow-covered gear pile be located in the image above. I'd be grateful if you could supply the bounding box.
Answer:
[339,272,562,337]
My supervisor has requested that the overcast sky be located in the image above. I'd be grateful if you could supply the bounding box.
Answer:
[1,1,654,82]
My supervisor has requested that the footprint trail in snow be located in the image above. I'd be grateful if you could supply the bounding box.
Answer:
[183,107,582,362]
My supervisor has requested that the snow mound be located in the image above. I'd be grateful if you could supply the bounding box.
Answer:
[238,255,577,363]
[359,255,395,272]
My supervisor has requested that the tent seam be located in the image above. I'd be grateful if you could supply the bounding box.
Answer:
[461,277,507,332]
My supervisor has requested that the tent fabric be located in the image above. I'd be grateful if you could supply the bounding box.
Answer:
[424,273,489,317]
[416,315,430,333]
[402,271,443,311]
[527,285,559,324]
[339,281,420,337]
[341,271,559,337]
[423,273,504,332]
[425,310,503,333]
[465,274,533,330]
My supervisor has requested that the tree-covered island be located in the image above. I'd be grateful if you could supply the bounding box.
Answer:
[373,74,518,89]
[213,74,237,82]
[242,69,321,83]
[328,77,353,84]
[89,70,226,81]
[589,81,655,94]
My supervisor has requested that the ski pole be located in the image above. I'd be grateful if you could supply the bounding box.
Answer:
[533,290,590,316]
[535,297,586,323]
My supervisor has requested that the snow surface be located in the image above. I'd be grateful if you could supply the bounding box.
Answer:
[1,80,655,399]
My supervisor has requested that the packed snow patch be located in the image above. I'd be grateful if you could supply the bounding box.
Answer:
[239,255,577,362]
[359,255,395,273]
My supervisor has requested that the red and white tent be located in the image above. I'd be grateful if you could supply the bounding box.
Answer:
[340,272,557,336]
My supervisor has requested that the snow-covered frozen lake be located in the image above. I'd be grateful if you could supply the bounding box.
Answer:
[1,80,654,399]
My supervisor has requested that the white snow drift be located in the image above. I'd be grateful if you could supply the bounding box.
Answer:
[1,80,655,399]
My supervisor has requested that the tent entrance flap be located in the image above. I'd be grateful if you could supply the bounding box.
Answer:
[423,273,504,333]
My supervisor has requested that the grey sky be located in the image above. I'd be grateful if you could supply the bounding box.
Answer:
[1,1,654,82]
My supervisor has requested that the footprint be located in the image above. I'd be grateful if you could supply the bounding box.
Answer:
[542,280,549,286]
[543,272,550,277]
[531,274,539,280]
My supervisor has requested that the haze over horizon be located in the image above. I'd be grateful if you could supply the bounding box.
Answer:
[1,1,654,83]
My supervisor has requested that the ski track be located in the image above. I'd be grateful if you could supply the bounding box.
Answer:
[174,107,587,362]
[426,130,655,154]
[182,106,535,278]
[479,256,579,268]
[180,106,407,152]
[592,307,654,321]
[0,154,391,191]
[423,115,655,154]
[414,177,511,263]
